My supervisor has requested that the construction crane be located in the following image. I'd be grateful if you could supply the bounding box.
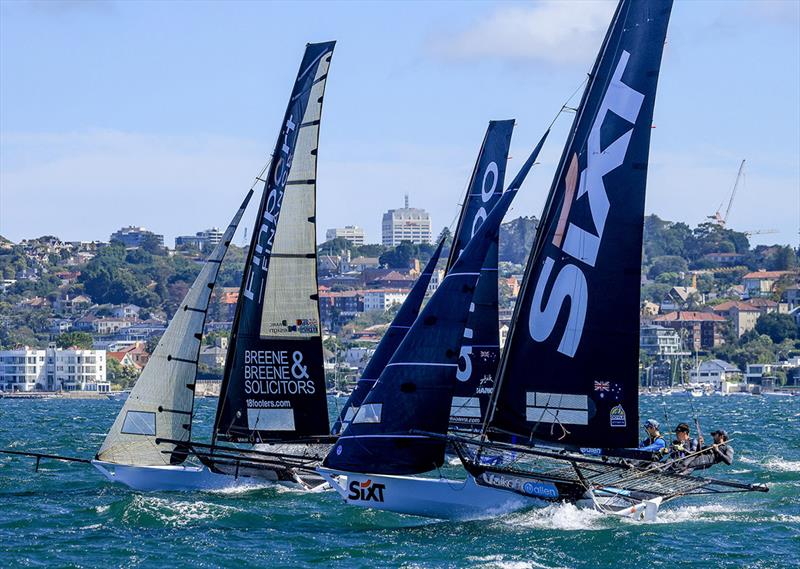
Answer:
[708,159,745,227]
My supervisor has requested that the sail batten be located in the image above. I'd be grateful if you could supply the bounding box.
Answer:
[214,42,335,443]
[96,190,254,466]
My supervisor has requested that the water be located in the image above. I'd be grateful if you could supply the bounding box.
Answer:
[1,396,798,568]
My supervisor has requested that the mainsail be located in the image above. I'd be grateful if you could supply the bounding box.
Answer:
[330,238,445,436]
[324,135,547,475]
[485,0,673,449]
[96,190,253,466]
[214,42,335,443]
[447,120,513,432]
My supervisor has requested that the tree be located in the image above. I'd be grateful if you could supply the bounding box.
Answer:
[146,334,163,354]
[755,313,799,344]
[106,357,140,389]
[379,241,419,269]
[55,331,93,349]
[648,255,688,280]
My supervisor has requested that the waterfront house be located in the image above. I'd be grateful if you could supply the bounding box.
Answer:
[689,359,742,392]
[652,311,726,350]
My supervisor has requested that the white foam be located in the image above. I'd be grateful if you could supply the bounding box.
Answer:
[123,495,239,527]
[500,503,607,531]
[644,503,744,524]
[764,458,800,472]
[466,555,568,569]
[208,481,276,495]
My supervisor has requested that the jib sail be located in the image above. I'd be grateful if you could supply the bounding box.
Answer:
[214,42,335,443]
[331,238,445,435]
[447,120,513,432]
[97,190,253,466]
[485,0,673,449]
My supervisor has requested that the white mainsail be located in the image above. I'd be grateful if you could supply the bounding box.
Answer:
[96,190,253,466]
[259,56,330,341]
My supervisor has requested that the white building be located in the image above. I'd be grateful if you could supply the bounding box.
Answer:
[640,324,686,356]
[363,289,409,312]
[689,359,742,392]
[0,346,109,392]
[175,227,223,251]
[427,269,445,295]
[381,195,432,246]
[326,225,365,246]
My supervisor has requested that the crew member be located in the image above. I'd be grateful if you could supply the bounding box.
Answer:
[680,429,734,471]
[670,422,700,460]
[638,419,667,456]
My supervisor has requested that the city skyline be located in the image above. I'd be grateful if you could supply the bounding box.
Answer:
[1,1,798,247]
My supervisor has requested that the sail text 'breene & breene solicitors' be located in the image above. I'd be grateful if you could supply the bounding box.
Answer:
[243,349,317,395]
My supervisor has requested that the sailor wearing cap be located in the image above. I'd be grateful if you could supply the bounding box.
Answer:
[638,418,667,454]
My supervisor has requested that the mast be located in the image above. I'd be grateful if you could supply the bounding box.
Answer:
[485,0,674,449]
[96,190,253,466]
[445,120,514,432]
[214,41,335,444]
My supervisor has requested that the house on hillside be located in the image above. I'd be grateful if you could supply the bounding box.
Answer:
[660,286,703,313]
[713,300,762,337]
[742,270,795,298]
[652,311,726,350]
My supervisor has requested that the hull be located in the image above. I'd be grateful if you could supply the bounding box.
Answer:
[92,460,326,492]
[92,460,249,491]
[318,468,541,520]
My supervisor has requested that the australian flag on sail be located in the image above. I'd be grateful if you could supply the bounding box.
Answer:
[214,42,335,442]
[487,0,673,449]
[448,120,513,432]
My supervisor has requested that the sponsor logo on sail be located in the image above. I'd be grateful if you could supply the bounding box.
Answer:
[528,51,645,358]
[610,404,626,427]
[347,479,385,503]
[480,472,558,499]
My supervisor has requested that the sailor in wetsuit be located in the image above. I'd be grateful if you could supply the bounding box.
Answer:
[638,419,667,458]
[679,429,734,472]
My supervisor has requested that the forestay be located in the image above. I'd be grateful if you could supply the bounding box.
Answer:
[331,238,445,435]
[215,42,335,443]
[447,120,513,432]
[96,190,253,466]
[486,0,673,449]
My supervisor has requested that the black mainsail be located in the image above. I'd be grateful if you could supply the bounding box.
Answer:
[447,120,514,432]
[485,0,673,450]
[214,42,335,443]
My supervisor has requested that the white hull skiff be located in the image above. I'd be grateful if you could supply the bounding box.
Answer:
[318,468,664,522]
[318,468,540,520]
[90,460,330,492]
[91,460,263,491]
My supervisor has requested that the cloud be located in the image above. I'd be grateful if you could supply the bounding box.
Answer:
[433,0,616,65]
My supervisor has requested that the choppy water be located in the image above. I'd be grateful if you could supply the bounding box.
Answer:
[0,396,798,568]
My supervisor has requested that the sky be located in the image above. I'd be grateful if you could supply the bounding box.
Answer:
[1,0,798,249]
